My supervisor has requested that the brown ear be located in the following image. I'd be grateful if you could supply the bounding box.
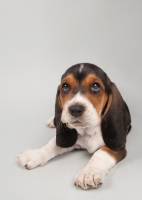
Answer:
[101,82,131,150]
[54,86,78,148]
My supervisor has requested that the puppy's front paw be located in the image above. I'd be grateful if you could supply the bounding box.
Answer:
[17,149,47,170]
[47,116,55,128]
[74,167,104,190]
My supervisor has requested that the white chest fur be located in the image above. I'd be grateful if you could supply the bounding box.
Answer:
[75,125,105,153]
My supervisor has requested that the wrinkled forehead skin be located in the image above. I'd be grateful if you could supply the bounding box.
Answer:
[61,63,111,95]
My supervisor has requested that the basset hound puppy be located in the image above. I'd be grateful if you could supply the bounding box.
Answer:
[17,63,131,190]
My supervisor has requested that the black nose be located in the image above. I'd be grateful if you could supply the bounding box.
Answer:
[69,105,84,117]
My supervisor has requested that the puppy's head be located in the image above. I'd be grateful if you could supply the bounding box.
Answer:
[58,63,111,129]
[54,63,131,149]
[54,63,113,148]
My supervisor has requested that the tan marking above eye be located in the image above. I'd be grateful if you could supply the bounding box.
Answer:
[61,74,78,88]
[82,74,105,91]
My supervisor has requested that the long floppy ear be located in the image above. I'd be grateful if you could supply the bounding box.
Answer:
[54,86,78,148]
[101,82,131,150]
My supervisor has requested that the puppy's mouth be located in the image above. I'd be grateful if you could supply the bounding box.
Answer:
[69,118,85,127]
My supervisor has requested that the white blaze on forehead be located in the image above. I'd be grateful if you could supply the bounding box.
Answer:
[79,64,84,73]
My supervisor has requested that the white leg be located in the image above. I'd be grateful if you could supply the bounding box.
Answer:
[74,149,116,189]
[17,137,75,169]
[46,116,55,128]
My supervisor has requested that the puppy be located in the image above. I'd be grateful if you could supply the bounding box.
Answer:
[17,63,131,190]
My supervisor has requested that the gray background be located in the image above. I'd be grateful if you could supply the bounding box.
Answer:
[0,0,142,199]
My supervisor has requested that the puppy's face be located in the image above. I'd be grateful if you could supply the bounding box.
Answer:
[58,64,110,129]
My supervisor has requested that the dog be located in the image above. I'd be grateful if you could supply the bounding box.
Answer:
[17,63,131,190]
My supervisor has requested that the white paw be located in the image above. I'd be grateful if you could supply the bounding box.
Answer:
[74,167,104,190]
[46,116,55,128]
[17,149,47,170]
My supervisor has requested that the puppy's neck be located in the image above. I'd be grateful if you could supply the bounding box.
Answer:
[75,124,101,137]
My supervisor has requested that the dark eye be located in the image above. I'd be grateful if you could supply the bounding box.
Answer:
[62,83,70,92]
[91,83,100,93]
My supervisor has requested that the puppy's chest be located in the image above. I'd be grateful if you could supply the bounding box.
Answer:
[76,127,105,153]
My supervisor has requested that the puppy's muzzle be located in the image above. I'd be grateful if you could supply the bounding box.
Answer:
[68,105,84,117]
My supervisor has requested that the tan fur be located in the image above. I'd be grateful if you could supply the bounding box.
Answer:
[101,146,127,163]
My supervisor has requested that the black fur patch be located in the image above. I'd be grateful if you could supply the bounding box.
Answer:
[56,122,78,148]
[101,83,131,149]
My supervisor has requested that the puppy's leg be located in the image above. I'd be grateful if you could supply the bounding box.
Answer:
[74,146,126,189]
[46,116,55,128]
[17,137,75,169]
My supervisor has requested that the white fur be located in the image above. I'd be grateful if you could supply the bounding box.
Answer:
[79,64,84,73]
[74,149,116,189]
[76,126,105,153]
[17,137,75,169]
[46,116,55,128]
